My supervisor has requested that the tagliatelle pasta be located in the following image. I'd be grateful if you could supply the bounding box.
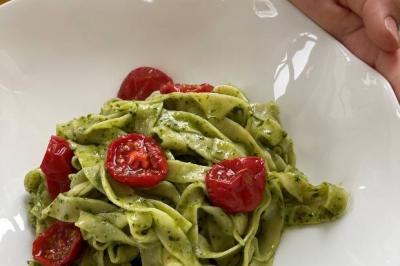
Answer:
[25,85,348,266]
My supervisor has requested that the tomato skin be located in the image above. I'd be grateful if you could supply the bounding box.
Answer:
[160,83,214,94]
[118,67,173,100]
[40,136,74,199]
[32,221,83,266]
[106,133,168,187]
[205,157,266,214]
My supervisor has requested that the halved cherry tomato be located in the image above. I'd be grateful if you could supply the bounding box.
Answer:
[205,157,267,214]
[32,221,83,266]
[118,67,173,100]
[40,136,74,199]
[160,83,214,94]
[106,133,168,187]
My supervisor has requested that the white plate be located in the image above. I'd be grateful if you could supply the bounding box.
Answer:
[1,0,400,265]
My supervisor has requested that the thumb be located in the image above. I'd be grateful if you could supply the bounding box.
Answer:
[357,0,400,52]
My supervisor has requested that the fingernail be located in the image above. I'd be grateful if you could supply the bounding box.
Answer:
[385,16,400,44]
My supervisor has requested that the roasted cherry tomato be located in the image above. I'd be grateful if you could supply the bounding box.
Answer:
[118,67,173,100]
[32,221,83,266]
[159,83,214,94]
[40,136,74,199]
[106,133,168,187]
[205,157,267,214]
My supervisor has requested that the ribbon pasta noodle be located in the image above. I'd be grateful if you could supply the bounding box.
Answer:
[25,85,348,266]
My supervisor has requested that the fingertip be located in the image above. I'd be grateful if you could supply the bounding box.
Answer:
[384,16,400,50]
[363,1,399,53]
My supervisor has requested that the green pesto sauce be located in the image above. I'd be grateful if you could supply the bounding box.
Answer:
[24,85,348,266]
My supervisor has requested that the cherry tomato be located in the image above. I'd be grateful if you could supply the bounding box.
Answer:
[40,136,74,199]
[32,221,83,266]
[118,67,173,100]
[106,133,168,187]
[160,83,214,94]
[205,157,267,214]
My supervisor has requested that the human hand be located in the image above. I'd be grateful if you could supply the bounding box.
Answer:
[289,0,400,100]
